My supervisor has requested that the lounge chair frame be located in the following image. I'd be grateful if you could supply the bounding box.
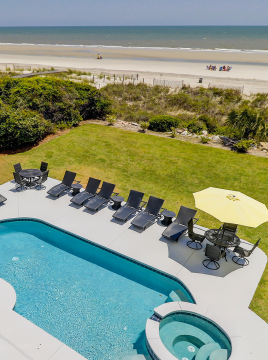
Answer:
[131,196,165,230]
[47,170,77,197]
[112,190,145,222]
[84,182,117,212]
[71,177,101,206]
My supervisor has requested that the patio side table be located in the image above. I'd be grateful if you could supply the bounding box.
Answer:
[161,210,176,226]
[71,183,83,196]
[111,196,124,210]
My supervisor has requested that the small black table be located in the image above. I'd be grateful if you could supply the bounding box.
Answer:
[161,210,176,226]
[71,183,83,196]
[111,195,124,210]
[19,169,43,188]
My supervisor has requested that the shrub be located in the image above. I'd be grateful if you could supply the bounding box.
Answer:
[0,103,50,149]
[186,119,205,133]
[233,139,256,153]
[198,115,217,133]
[140,121,149,132]
[106,114,116,125]
[226,108,267,140]
[170,127,176,138]
[0,77,111,126]
[200,136,210,144]
[148,115,179,132]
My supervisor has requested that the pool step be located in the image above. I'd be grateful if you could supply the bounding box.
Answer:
[195,343,221,360]
[209,349,228,360]
[121,355,149,360]
[168,289,185,302]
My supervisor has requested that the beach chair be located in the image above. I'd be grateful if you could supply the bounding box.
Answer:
[219,67,223,71]
[47,170,77,197]
[131,196,164,230]
[162,206,197,241]
[112,190,145,222]
[71,177,101,206]
[84,181,116,211]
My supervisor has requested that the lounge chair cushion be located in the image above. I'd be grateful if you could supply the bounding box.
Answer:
[113,205,138,221]
[131,212,155,229]
[162,222,188,241]
[71,191,95,206]
[84,196,109,211]
[47,183,69,197]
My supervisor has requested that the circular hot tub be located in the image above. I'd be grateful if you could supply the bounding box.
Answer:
[159,311,232,360]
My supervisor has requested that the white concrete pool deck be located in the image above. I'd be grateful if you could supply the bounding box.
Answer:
[0,177,267,360]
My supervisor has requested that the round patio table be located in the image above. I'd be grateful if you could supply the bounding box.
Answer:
[205,229,240,248]
[19,169,42,188]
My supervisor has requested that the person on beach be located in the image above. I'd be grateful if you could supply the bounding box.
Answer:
[97,54,102,59]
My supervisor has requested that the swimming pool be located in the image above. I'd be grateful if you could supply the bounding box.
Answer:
[159,311,231,360]
[0,218,194,360]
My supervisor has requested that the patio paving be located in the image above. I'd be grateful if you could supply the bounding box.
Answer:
[0,177,267,360]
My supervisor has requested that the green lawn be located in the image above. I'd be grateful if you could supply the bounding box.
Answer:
[1,123,268,322]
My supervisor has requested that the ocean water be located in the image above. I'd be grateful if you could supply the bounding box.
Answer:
[1,26,268,52]
[0,219,193,360]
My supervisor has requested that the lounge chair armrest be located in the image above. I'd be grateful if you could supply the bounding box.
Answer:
[140,201,147,208]
[158,208,167,218]
[193,217,199,225]
[112,192,119,196]
[73,180,81,184]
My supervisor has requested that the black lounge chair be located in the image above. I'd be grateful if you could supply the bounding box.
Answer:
[113,190,145,222]
[0,194,7,204]
[47,170,77,197]
[35,170,49,190]
[162,206,197,241]
[40,161,48,173]
[186,218,206,250]
[232,238,261,267]
[131,196,164,230]
[71,177,101,206]
[13,172,27,191]
[84,181,115,211]
[203,244,224,270]
[13,163,22,173]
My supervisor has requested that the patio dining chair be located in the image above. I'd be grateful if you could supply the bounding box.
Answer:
[222,223,237,234]
[131,196,165,230]
[47,170,77,197]
[13,163,22,173]
[113,190,145,222]
[162,206,197,242]
[232,238,261,267]
[84,182,116,212]
[186,218,206,250]
[35,170,49,190]
[71,177,101,206]
[40,161,48,173]
[13,172,27,191]
[202,244,224,270]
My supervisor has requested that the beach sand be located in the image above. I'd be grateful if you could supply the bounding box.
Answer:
[0,44,268,94]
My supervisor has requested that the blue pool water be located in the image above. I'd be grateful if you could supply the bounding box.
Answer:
[159,312,231,360]
[0,219,194,360]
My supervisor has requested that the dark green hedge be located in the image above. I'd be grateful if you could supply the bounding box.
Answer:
[0,102,50,149]
[148,115,179,132]
[0,77,111,149]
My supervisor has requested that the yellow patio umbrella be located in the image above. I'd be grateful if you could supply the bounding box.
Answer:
[193,187,268,228]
